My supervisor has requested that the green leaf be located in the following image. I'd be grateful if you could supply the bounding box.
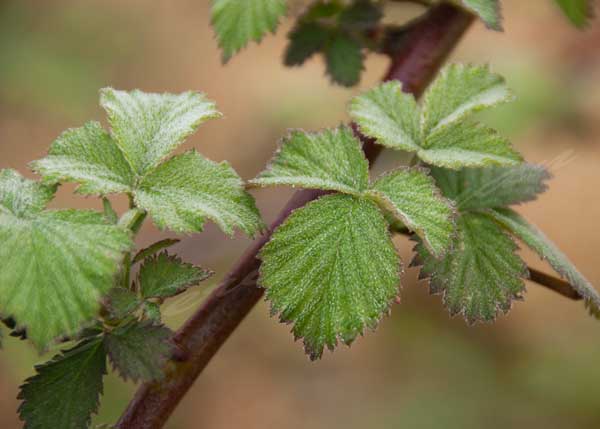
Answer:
[18,337,107,429]
[554,0,594,28]
[134,150,264,235]
[105,320,172,382]
[284,22,331,66]
[367,167,455,257]
[138,252,212,299]
[430,164,550,210]
[325,33,363,87]
[0,170,132,349]
[339,0,382,31]
[414,212,527,322]
[250,126,369,194]
[133,238,180,264]
[486,208,600,313]
[421,64,513,137]
[259,194,401,359]
[419,121,522,169]
[102,198,118,224]
[211,0,287,62]
[104,287,141,320]
[30,122,134,195]
[349,81,421,153]
[459,0,502,31]
[99,88,221,175]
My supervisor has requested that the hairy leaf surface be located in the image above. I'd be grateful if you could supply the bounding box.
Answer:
[415,212,527,322]
[259,194,401,359]
[138,252,212,299]
[325,33,363,87]
[0,170,132,349]
[105,320,172,382]
[368,168,455,257]
[18,338,107,429]
[212,0,287,61]
[100,88,221,175]
[250,126,369,194]
[459,0,502,30]
[487,208,600,312]
[135,151,264,235]
[430,164,550,210]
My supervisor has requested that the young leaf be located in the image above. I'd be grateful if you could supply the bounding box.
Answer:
[325,33,364,87]
[459,0,502,30]
[18,337,107,429]
[349,81,421,153]
[105,320,172,382]
[339,0,382,31]
[104,288,141,320]
[211,0,287,62]
[414,212,527,322]
[138,252,212,299]
[367,168,455,257]
[486,208,600,313]
[249,126,369,194]
[30,121,134,195]
[133,238,181,264]
[259,194,401,359]
[554,0,594,28]
[419,121,522,169]
[0,170,132,349]
[430,164,550,210]
[421,64,513,136]
[284,22,331,66]
[134,150,264,235]
[99,88,221,175]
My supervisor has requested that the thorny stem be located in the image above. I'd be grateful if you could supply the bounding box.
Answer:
[116,4,579,428]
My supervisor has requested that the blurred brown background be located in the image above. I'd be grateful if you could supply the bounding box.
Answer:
[1,1,600,428]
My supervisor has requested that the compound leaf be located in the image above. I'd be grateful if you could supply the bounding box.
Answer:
[212,0,287,62]
[415,212,527,322]
[349,81,421,153]
[18,337,107,429]
[430,164,550,210]
[105,320,172,382]
[325,33,364,87]
[421,64,513,136]
[259,194,401,359]
[0,170,132,349]
[486,208,600,313]
[554,0,594,28]
[134,150,264,236]
[250,126,369,194]
[138,252,212,299]
[31,122,135,195]
[419,121,522,169]
[459,0,502,30]
[100,88,221,175]
[368,168,455,257]
[284,22,331,66]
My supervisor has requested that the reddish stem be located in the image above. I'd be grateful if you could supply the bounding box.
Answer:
[116,5,475,428]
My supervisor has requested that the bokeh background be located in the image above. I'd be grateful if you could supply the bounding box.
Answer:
[1,1,600,428]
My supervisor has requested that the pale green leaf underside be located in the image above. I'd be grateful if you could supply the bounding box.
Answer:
[31,122,135,195]
[260,194,400,360]
[105,320,172,382]
[100,87,221,175]
[0,171,132,349]
[419,121,522,169]
[459,0,502,30]
[138,252,212,299]
[486,208,600,313]
[18,337,107,429]
[368,168,455,257]
[212,0,287,61]
[349,81,420,152]
[554,0,594,28]
[135,151,264,236]
[415,212,527,322]
[250,126,369,194]
[421,63,513,136]
[430,164,550,210]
